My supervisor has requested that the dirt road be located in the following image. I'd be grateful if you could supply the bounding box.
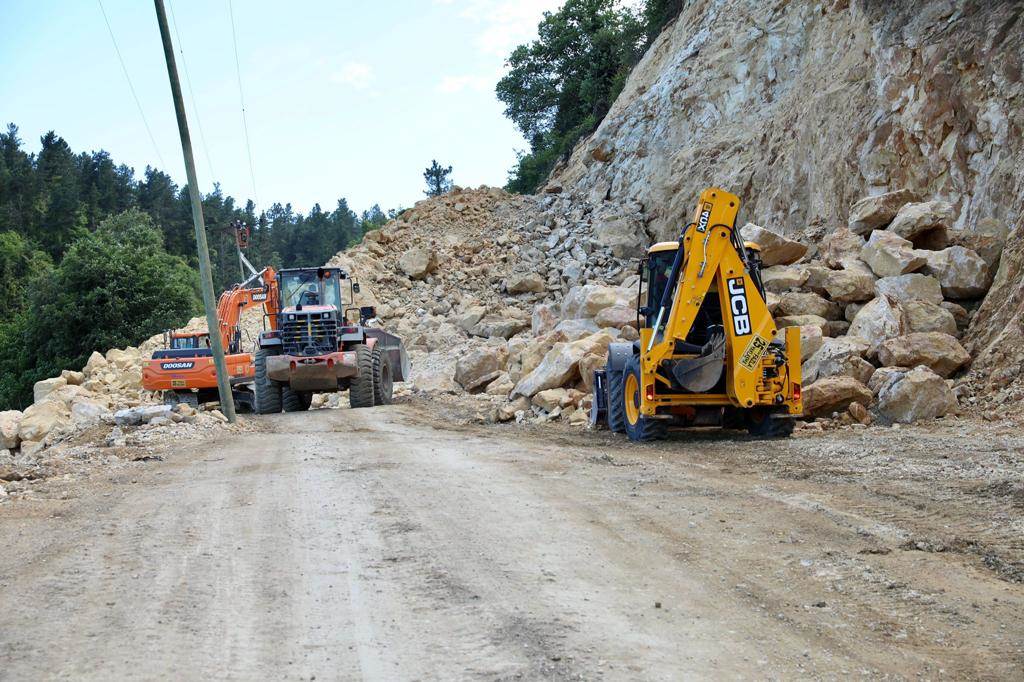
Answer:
[1,404,1022,679]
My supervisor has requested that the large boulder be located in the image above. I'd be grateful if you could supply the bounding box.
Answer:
[887,201,953,249]
[874,273,943,304]
[0,410,23,450]
[824,268,876,303]
[532,388,572,412]
[797,325,825,362]
[874,366,958,424]
[455,344,510,391]
[919,246,991,299]
[949,218,1009,270]
[83,351,108,377]
[875,332,970,378]
[803,376,873,418]
[775,314,828,333]
[741,224,808,266]
[507,272,546,294]
[860,231,927,277]
[471,311,530,340]
[904,301,958,335]
[561,284,633,320]
[18,400,70,442]
[591,216,646,258]
[105,347,142,370]
[113,405,173,426]
[70,398,111,426]
[33,377,67,404]
[848,189,920,234]
[777,292,840,320]
[594,305,636,329]
[512,332,614,398]
[761,265,809,293]
[848,296,910,357]
[398,246,438,279]
[803,336,873,385]
[822,228,867,269]
[531,304,559,336]
[61,370,85,386]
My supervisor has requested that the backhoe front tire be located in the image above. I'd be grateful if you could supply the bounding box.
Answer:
[254,348,282,414]
[606,362,626,434]
[622,355,668,442]
[372,347,394,406]
[282,386,312,412]
[349,344,375,408]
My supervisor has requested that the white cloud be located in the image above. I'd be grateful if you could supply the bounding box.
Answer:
[437,74,495,94]
[331,62,374,89]
[434,0,566,57]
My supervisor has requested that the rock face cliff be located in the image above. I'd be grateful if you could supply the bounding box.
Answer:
[551,0,1022,242]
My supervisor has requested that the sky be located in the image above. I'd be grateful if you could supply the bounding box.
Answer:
[0,0,566,215]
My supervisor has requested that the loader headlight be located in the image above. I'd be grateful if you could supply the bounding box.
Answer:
[322,312,330,319]
[287,314,295,321]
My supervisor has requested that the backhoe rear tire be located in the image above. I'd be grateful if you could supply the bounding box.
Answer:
[372,347,394,406]
[745,408,795,438]
[254,348,282,414]
[622,355,668,442]
[282,387,312,412]
[606,362,626,434]
[349,344,375,408]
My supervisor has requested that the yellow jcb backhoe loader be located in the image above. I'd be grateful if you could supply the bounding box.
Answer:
[591,188,802,441]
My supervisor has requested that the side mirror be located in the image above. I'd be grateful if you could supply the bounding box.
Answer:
[359,305,376,320]
[639,306,652,318]
[353,282,361,294]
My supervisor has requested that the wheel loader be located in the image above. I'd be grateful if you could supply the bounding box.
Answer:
[253,266,409,413]
[591,188,802,441]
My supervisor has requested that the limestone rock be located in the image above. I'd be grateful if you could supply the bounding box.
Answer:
[777,292,840,320]
[940,301,971,330]
[508,272,546,294]
[803,376,873,418]
[741,224,808,266]
[761,265,808,293]
[113,405,174,427]
[798,325,825,362]
[0,411,23,450]
[876,332,970,378]
[61,370,85,386]
[822,228,866,269]
[874,366,957,424]
[860,231,926,278]
[532,388,571,412]
[904,301,958,336]
[83,351,108,377]
[591,216,646,259]
[594,305,636,329]
[848,296,909,356]
[868,366,909,395]
[33,377,67,404]
[848,189,920,234]
[484,372,515,396]
[398,246,437,279]
[887,201,953,248]
[455,344,510,391]
[497,397,531,422]
[824,269,876,303]
[775,314,828,332]
[803,336,873,385]
[531,304,559,336]
[920,246,991,299]
[18,401,70,442]
[513,332,614,398]
[874,273,943,304]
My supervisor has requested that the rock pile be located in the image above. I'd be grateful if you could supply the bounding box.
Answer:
[334,185,1005,429]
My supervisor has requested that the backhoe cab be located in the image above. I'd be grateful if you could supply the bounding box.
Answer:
[592,188,802,441]
[254,266,408,413]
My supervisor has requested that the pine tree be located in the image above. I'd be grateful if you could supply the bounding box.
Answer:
[423,160,453,197]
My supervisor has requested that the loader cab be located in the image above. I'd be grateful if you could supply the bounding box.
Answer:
[279,268,344,312]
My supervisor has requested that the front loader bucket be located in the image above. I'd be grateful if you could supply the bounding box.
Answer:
[590,369,608,428]
[671,331,726,393]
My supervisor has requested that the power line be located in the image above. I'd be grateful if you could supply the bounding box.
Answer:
[96,0,167,170]
[168,0,216,186]
[227,0,260,213]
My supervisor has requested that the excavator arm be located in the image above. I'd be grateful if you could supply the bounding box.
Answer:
[216,266,279,353]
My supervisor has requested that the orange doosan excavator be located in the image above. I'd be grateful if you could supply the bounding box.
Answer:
[141,266,279,410]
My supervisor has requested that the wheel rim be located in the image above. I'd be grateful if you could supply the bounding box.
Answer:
[624,372,641,425]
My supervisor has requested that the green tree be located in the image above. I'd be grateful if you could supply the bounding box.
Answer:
[0,209,200,408]
[423,160,453,197]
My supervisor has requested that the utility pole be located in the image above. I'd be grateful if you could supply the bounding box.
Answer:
[153,0,236,423]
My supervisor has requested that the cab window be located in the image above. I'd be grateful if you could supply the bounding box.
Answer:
[280,271,343,309]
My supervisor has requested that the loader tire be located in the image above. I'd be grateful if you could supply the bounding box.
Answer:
[745,409,794,438]
[372,347,394,406]
[622,355,668,443]
[606,364,626,434]
[349,344,375,408]
[282,386,312,412]
[254,349,282,414]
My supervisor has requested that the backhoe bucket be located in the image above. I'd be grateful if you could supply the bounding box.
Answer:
[671,331,725,393]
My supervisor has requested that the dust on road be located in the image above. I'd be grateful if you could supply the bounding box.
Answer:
[1,403,1022,679]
